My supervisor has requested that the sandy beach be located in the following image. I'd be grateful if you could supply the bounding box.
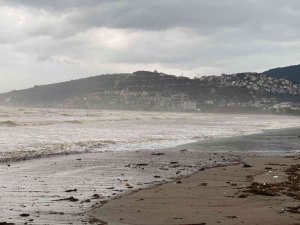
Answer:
[91,154,300,225]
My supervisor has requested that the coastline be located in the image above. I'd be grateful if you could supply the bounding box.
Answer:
[90,154,300,225]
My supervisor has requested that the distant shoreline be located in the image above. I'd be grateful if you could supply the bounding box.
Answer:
[1,104,300,116]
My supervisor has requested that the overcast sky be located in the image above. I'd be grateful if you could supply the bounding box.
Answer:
[0,0,299,92]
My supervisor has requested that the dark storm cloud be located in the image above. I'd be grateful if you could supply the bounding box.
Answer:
[4,0,300,43]
[5,0,300,33]
[74,0,300,43]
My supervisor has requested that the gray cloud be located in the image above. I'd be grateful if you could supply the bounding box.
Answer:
[6,0,300,39]
[0,0,299,92]
[1,0,105,11]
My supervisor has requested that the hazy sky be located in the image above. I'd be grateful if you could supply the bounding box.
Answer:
[0,0,299,92]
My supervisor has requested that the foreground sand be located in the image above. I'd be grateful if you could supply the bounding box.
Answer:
[91,155,300,225]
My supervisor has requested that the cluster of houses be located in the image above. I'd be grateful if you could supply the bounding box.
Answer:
[200,73,300,95]
[225,73,299,95]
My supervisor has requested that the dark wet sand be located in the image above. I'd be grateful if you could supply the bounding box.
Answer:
[0,150,232,225]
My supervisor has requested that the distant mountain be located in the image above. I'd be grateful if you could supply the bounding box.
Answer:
[263,64,300,83]
[1,69,300,114]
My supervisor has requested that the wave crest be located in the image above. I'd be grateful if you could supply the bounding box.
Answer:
[0,140,116,163]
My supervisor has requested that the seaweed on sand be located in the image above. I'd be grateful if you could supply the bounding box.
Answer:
[246,164,300,200]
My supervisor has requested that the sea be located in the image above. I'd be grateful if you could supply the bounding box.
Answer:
[1,107,300,162]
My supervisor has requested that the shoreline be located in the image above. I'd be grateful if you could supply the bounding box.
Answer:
[1,126,300,165]
[90,154,300,225]
[1,105,300,117]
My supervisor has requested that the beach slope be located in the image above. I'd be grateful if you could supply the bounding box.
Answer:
[91,155,300,225]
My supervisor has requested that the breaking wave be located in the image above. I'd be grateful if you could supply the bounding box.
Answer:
[0,118,137,127]
[0,140,116,163]
[0,120,85,127]
[0,120,20,127]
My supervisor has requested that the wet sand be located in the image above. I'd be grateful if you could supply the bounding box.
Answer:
[0,150,233,225]
[91,155,300,225]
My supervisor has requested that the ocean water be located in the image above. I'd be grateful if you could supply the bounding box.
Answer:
[1,107,300,162]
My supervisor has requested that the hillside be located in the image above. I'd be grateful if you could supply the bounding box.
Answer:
[0,71,254,109]
[1,69,300,113]
[263,64,300,83]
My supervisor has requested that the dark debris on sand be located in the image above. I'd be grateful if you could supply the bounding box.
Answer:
[245,164,300,200]
[65,188,77,192]
[150,152,166,156]
[179,223,206,225]
[284,206,300,214]
[53,196,79,202]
